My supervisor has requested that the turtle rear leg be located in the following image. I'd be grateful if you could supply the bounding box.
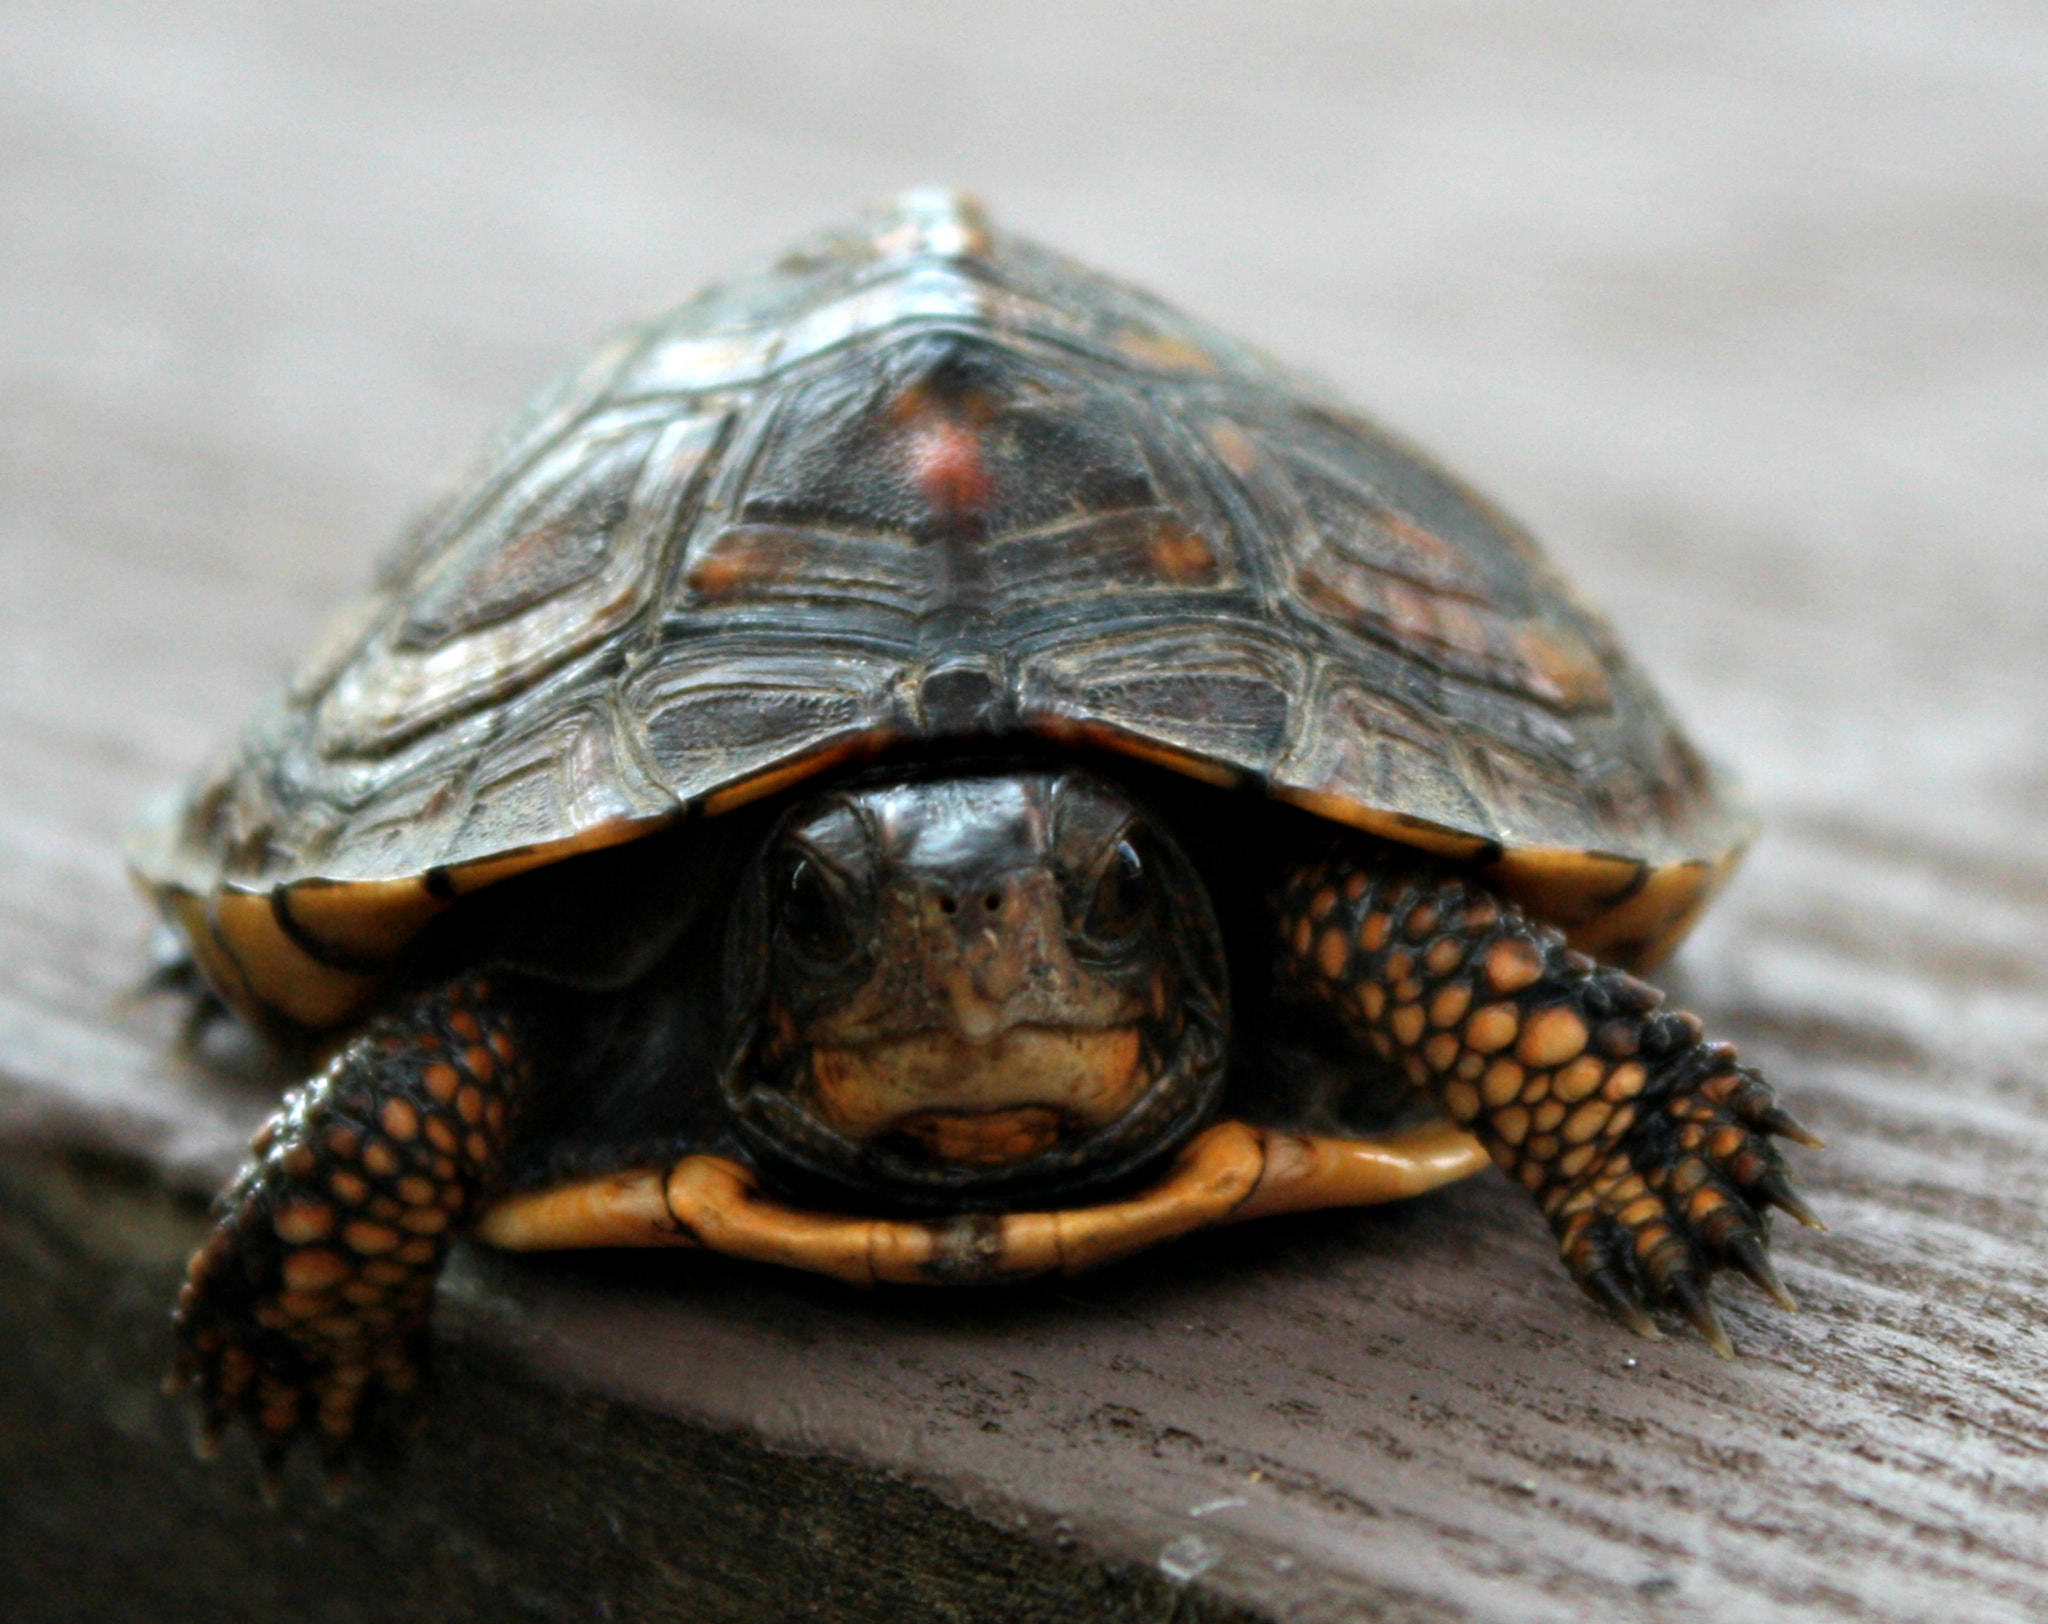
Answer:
[1272,843,1821,1353]
[170,974,530,1495]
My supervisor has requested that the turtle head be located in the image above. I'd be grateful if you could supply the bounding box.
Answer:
[718,765,1228,1207]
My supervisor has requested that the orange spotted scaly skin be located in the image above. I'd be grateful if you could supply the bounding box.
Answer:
[1274,844,1818,1351]
[170,974,527,1484]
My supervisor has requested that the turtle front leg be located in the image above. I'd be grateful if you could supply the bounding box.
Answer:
[1272,844,1821,1353]
[170,974,530,1494]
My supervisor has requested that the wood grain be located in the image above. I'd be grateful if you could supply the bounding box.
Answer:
[2,4,2044,1620]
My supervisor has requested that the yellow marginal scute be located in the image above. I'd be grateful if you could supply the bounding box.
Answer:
[279,876,448,966]
[1273,787,1497,862]
[210,890,382,1030]
[1487,847,1741,972]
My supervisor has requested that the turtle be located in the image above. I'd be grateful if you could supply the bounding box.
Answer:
[138,189,1819,1488]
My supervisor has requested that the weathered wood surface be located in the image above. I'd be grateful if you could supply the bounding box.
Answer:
[3,4,2046,1620]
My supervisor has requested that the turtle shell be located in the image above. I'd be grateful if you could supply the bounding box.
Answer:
[132,190,1752,1031]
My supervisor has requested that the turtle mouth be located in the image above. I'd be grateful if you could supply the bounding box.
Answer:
[723,1016,1226,1210]
[806,1025,1151,1147]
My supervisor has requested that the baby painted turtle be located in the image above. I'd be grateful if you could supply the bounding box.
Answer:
[137,191,1817,1486]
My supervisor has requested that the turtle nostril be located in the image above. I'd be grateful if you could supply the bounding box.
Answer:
[983,890,1003,914]
[937,894,959,915]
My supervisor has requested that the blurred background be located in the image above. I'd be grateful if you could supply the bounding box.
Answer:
[3,5,2045,1619]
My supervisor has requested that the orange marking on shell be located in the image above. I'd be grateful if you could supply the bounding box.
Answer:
[396,1238,437,1265]
[423,1063,461,1103]
[324,1126,360,1159]
[450,1010,482,1042]
[908,419,992,521]
[1429,984,1472,1029]
[491,1029,517,1064]
[361,1260,409,1287]
[457,1086,485,1125]
[1359,913,1390,952]
[1316,928,1350,980]
[1424,1033,1461,1072]
[1147,519,1217,584]
[465,1045,496,1082]
[396,1175,436,1205]
[400,1206,451,1235]
[1390,1003,1426,1047]
[362,1141,400,1178]
[464,1132,491,1163]
[1443,1081,1481,1124]
[425,1119,460,1154]
[690,536,792,600]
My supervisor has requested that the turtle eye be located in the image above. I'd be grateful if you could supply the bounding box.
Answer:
[1082,836,1153,947]
[781,857,858,967]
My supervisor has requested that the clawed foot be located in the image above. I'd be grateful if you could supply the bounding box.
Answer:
[169,1216,430,1503]
[1547,1045,1823,1356]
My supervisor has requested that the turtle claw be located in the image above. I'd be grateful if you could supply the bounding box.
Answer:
[1667,1272,1735,1359]
[1757,1172,1826,1231]
[1725,1231,1797,1311]
[1760,1106,1825,1150]
[1582,1263,1662,1340]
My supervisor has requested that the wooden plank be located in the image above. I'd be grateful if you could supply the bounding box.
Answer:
[2,3,2044,1619]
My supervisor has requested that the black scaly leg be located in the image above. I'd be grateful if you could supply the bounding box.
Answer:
[1272,842,1821,1353]
[170,974,530,1495]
